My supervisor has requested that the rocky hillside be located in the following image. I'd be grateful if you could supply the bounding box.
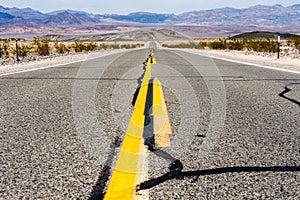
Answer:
[44,29,189,42]
[231,31,300,40]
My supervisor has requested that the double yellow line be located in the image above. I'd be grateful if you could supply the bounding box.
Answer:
[104,54,171,200]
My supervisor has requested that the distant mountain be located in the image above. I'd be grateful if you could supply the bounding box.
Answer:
[0,12,25,25]
[47,10,101,24]
[0,12,14,20]
[0,6,47,23]
[44,11,82,25]
[288,4,300,10]
[0,4,299,29]
[178,4,300,26]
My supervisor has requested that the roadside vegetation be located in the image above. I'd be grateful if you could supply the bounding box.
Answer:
[162,41,205,49]
[0,38,143,60]
[0,39,10,59]
[288,36,300,51]
[1,36,299,61]
[163,37,300,52]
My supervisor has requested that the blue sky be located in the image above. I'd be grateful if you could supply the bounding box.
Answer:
[0,0,298,14]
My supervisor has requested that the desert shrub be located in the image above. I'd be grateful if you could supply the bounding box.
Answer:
[72,41,97,52]
[110,42,121,49]
[205,38,277,52]
[54,42,70,54]
[0,40,10,58]
[227,39,244,50]
[120,44,131,49]
[0,39,10,58]
[266,39,278,52]
[0,44,4,58]
[99,43,108,50]
[95,43,142,50]
[72,40,86,52]
[85,42,98,51]
[33,37,50,56]
[199,41,208,48]
[119,43,142,49]
[291,37,300,51]
[162,41,204,49]
[129,44,136,48]
[208,39,227,50]
[0,38,10,42]
[163,38,278,53]
[18,45,31,57]
[246,38,277,52]
[287,40,293,46]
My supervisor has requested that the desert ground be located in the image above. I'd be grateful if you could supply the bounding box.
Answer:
[1,45,299,77]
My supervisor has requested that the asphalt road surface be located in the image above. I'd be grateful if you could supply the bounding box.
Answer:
[1,47,299,199]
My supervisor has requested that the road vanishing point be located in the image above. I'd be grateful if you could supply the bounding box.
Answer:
[1,42,300,199]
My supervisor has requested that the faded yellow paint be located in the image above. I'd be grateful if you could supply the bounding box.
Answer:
[152,79,163,115]
[152,79,172,148]
[152,58,156,64]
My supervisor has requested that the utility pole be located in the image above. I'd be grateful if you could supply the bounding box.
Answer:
[16,39,20,62]
[277,35,280,59]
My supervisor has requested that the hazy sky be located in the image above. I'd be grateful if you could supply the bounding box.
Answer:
[0,0,299,14]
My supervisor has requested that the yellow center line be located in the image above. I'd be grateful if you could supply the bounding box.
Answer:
[104,53,171,199]
[104,61,151,200]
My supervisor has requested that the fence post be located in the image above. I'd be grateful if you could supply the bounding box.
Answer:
[16,39,20,62]
[277,36,280,59]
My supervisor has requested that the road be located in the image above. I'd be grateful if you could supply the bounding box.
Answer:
[1,47,299,199]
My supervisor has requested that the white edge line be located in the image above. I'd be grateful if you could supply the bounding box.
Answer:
[0,48,141,77]
[0,58,87,77]
[172,49,300,75]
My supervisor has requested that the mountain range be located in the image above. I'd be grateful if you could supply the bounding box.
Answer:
[0,4,300,27]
